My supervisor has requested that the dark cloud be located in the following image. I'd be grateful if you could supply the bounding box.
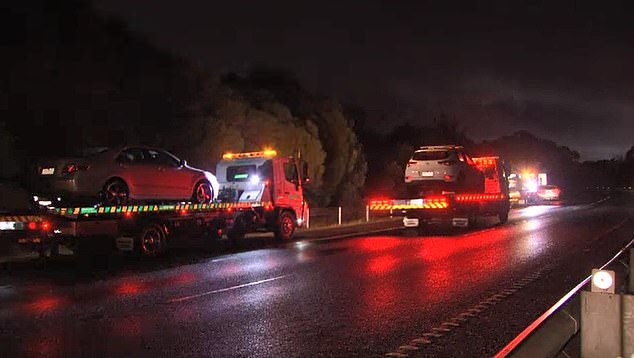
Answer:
[96,0,634,159]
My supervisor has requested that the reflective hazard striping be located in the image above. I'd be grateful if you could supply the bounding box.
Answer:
[0,215,42,222]
[52,201,274,217]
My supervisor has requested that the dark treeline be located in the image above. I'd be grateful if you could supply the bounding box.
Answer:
[2,0,633,207]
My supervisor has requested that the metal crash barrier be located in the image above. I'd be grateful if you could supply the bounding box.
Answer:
[495,238,634,358]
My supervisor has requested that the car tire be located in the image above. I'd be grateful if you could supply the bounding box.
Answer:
[102,179,129,206]
[192,180,213,204]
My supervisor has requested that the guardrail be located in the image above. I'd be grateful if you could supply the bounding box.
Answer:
[494,237,634,358]
[306,205,393,228]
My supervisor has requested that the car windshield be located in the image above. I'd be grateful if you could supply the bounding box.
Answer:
[412,150,450,161]
[69,147,110,157]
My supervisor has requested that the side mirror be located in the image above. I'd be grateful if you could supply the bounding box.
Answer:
[301,161,311,184]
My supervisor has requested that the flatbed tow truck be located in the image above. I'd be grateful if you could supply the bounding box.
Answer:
[369,156,511,232]
[1,150,310,258]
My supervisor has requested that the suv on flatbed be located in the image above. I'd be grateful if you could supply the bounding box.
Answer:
[404,145,484,193]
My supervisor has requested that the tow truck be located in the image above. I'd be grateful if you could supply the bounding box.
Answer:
[7,150,310,258]
[370,156,510,232]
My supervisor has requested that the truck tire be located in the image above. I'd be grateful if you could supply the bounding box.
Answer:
[227,215,246,243]
[498,209,509,224]
[138,223,167,257]
[274,211,296,241]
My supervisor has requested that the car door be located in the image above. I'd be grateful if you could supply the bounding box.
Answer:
[145,149,192,199]
[115,147,156,198]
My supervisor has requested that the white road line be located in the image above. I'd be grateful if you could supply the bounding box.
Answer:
[297,225,402,243]
[166,274,292,304]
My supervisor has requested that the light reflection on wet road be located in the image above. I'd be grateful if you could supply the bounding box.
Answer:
[1,199,633,357]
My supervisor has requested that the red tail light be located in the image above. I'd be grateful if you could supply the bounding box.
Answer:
[63,164,89,175]
[29,221,51,231]
[407,161,417,166]
[444,175,454,181]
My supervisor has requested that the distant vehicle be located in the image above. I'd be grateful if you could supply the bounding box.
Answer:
[537,185,560,201]
[0,180,51,263]
[404,145,484,193]
[33,146,219,206]
[371,156,510,231]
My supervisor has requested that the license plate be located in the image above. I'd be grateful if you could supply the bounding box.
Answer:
[41,167,55,175]
[0,221,23,231]
[421,171,434,177]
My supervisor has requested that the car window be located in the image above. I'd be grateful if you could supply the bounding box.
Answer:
[116,148,145,163]
[146,149,180,167]
[412,151,449,161]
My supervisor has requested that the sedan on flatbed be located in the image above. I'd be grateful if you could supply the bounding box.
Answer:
[33,146,219,206]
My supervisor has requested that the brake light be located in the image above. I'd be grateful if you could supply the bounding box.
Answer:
[407,161,417,166]
[444,175,454,181]
[63,164,88,175]
[28,221,51,231]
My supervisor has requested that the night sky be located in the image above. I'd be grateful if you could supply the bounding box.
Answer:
[95,0,634,160]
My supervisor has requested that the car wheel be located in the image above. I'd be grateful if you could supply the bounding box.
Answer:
[103,179,129,206]
[192,180,213,204]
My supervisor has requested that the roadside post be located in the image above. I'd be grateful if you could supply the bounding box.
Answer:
[581,269,620,358]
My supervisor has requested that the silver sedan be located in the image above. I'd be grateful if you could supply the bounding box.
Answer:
[35,146,219,206]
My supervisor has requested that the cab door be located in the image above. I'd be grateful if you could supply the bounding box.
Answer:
[272,157,304,218]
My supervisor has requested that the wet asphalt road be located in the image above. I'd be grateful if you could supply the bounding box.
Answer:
[1,194,634,357]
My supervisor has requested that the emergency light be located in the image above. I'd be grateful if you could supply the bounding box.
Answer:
[222,149,277,160]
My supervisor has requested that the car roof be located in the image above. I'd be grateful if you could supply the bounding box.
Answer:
[416,145,463,152]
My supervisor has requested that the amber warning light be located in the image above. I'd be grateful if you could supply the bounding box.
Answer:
[222,149,278,160]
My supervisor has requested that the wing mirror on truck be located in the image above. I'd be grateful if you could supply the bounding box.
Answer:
[301,161,311,185]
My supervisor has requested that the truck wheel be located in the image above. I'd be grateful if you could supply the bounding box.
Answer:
[274,211,296,241]
[227,216,246,243]
[498,209,509,224]
[139,224,167,257]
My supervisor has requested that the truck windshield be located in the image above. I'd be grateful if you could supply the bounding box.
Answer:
[226,165,257,182]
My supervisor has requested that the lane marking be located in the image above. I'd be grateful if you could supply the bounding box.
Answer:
[299,225,403,244]
[166,275,292,303]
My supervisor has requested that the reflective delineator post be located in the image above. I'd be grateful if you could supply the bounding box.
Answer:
[366,205,369,222]
[306,207,310,229]
[581,270,622,358]
[629,249,634,293]
[338,206,342,225]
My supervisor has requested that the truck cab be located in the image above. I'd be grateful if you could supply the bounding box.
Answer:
[215,150,309,240]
